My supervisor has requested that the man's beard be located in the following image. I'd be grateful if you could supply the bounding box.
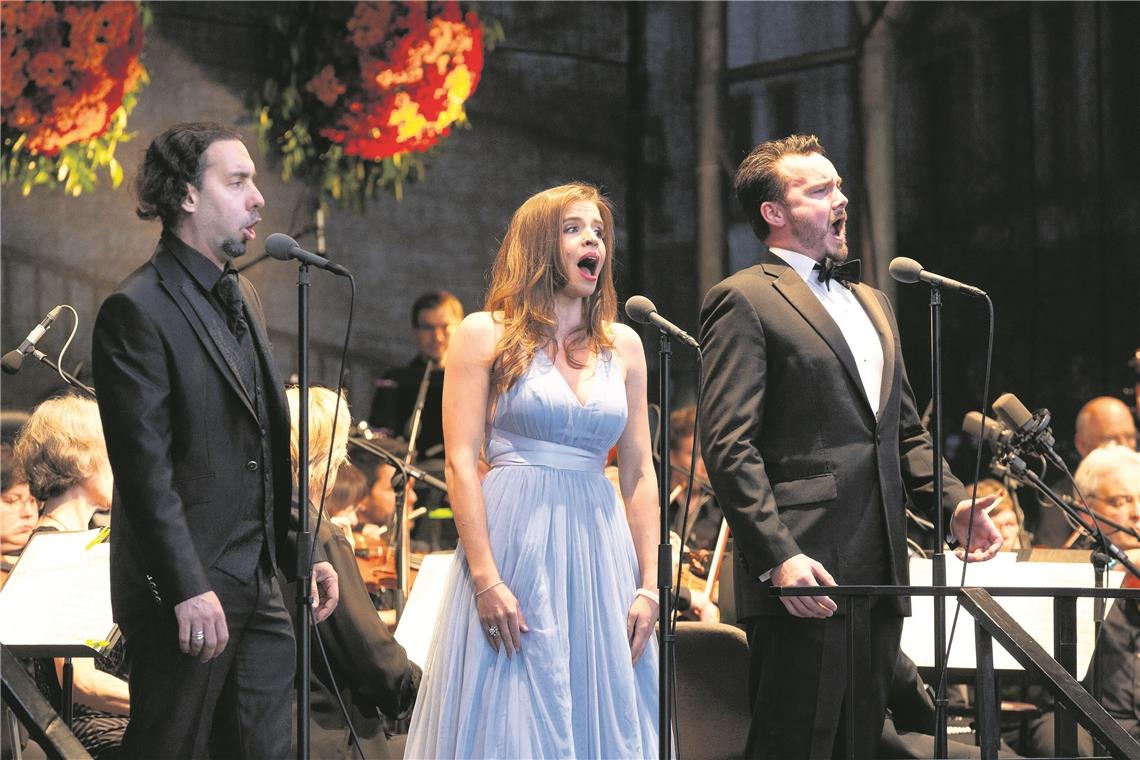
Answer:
[790,214,847,263]
[221,238,247,259]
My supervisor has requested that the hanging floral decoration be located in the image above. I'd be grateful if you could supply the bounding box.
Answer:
[255,1,502,210]
[1,1,148,196]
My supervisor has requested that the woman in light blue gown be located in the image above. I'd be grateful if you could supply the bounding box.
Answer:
[404,183,662,758]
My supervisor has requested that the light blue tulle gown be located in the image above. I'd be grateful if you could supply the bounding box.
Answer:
[404,349,661,759]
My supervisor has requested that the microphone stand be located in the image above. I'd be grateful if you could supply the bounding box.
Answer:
[2,349,95,397]
[926,283,951,759]
[655,331,675,760]
[394,359,434,620]
[294,262,313,760]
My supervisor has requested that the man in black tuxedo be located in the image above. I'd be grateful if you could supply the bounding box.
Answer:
[92,122,339,758]
[699,134,1002,758]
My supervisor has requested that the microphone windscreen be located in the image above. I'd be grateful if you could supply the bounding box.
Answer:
[888,257,923,284]
[624,295,657,325]
[264,233,298,262]
[993,392,1034,431]
[1,350,24,375]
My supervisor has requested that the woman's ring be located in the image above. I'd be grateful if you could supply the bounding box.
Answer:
[487,625,500,638]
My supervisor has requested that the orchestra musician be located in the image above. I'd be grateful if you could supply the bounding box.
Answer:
[283,386,421,759]
[368,290,464,551]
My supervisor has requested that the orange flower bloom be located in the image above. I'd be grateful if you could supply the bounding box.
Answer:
[25,48,67,88]
[320,1,483,161]
[306,64,347,108]
[3,1,145,156]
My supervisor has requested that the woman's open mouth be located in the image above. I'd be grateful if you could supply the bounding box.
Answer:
[577,253,600,280]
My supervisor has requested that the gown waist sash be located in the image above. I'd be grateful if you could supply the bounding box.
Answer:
[486,429,606,473]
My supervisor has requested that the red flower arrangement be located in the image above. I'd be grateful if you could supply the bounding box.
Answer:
[1,1,147,195]
[256,1,500,208]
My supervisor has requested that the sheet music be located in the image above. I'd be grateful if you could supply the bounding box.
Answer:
[394,551,455,669]
[0,529,116,651]
[902,554,1124,678]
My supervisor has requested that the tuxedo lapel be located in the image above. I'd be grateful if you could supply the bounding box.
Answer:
[151,249,258,420]
[763,256,871,415]
[851,284,896,421]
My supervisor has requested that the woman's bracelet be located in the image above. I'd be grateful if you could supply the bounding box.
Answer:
[635,587,660,605]
[475,580,504,597]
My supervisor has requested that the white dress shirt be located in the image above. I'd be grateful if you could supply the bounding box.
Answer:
[769,247,884,415]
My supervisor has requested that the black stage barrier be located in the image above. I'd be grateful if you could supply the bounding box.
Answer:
[1,644,90,759]
[773,585,1140,760]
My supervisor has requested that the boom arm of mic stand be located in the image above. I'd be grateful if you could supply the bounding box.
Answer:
[347,436,448,494]
[28,349,96,397]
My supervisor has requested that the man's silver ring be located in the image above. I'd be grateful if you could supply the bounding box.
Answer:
[193,631,205,641]
[487,625,499,638]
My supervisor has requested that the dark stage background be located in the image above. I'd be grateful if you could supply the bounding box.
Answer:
[3,2,1136,479]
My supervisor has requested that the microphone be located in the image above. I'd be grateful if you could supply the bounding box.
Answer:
[991,392,1066,469]
[889,257,987,298]
[2,305,63,374]
[962,411,1015,450]
[265,233,350,276]
[624,295,699,349]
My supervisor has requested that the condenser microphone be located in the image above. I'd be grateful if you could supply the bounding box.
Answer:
[992,392,1066,469]
[962,411,1015,450]
[265,233,350,276]
[889,257,987,298]
[624,295,700,349]
[2,305,64,374]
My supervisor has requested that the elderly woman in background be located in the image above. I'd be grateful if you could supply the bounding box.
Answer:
[12,395,127,758]
[284,386,420,759]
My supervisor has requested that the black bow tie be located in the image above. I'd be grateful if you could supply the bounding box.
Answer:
[813,258,861,290]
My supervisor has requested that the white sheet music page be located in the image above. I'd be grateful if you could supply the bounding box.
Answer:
[0,528,116,650]
[902,553,1124,678]
[394,550,455,669]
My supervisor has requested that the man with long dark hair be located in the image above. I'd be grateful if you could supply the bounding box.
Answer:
[92,122,338,758]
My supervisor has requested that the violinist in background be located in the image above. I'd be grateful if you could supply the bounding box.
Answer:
[283,387,420,759]
[667,405,722,554]
[1061,443,1140,562]
[323,461,367,540]
[1023,443,1140,754]
[368,291,463,551]
[367,291,463,460]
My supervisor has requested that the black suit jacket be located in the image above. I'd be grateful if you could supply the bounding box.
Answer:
[92,237,295,625]
[699,247,965,618]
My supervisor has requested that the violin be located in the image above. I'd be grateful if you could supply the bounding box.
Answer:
[352,527,422,594]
